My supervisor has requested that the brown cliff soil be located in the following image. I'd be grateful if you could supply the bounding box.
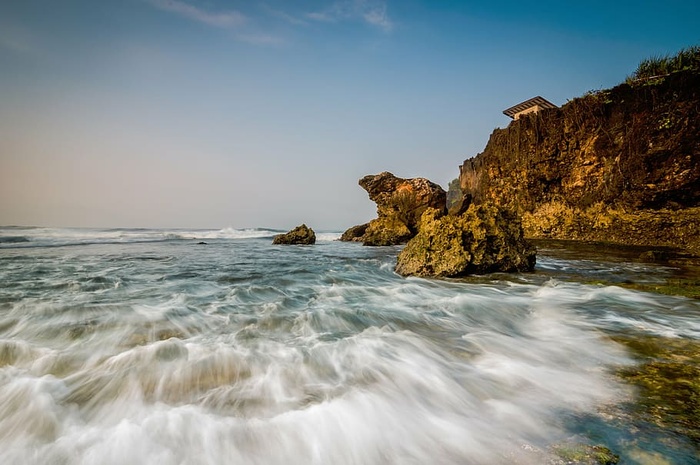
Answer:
[459,69,700,255]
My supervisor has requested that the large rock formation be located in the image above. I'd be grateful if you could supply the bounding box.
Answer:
[459,68,700,254]
[395,204,536,277]
[342,172,447,246]
[272,224,316,245]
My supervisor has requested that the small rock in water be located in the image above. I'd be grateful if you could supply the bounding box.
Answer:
[638,250,669,262]
[272,224,316,245]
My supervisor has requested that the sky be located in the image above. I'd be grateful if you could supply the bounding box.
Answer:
[1,0,698,230]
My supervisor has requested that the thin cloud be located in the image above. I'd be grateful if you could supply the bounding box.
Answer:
[306,11,334,23]
[307,0,393,32]
[362,4,392,31]
[261,4,309,26]
[237,32,287,46]
[148,0,246,28]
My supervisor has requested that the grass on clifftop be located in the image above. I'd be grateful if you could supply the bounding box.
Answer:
[627,45,700,83]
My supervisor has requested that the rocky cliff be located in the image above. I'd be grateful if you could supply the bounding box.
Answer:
[459,68,700,254]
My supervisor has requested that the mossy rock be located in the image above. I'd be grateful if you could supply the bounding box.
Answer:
[362,217,412,246]
[395,203,536,277]
[339,223,369,242]
[550,444,620,465]
[272,224,316,245]
[615,335,700,445]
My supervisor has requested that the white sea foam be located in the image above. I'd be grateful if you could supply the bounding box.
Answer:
[0,227,343,248]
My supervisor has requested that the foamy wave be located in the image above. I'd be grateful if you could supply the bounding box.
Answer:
[193,228,281,240]
[199,229,341,241]
[0,227,289,247]
[316,232,342,242]
[0,227,190,248]
[0,226,343,247]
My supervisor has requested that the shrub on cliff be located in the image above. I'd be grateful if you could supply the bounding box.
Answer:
[395,204,536,277]
[627,45,700,83]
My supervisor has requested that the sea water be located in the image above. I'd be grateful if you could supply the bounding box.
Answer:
[1,227,698,464]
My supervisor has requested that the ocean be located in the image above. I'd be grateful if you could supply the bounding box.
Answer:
[1,227,699,464]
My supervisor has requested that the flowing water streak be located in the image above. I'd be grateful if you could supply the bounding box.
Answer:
[0,227,699,464]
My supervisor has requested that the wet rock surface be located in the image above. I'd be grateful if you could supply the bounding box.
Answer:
[272,224,316,245]
[395,204,536,277]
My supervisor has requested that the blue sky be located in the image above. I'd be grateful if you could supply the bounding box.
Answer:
[1,0,698,229]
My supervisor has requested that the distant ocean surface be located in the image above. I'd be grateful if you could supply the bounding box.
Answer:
[1,226,699,464]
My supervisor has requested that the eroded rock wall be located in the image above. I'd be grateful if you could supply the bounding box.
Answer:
[459,70,700,253]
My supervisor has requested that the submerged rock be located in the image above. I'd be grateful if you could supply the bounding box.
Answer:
[272,224,316,245]
[615,335,700,445]
[395,203,536,277]
[550,443,620,465]
[341,171,447,246]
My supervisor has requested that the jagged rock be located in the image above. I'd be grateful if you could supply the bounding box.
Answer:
[339,223,369,242]
[360,171,447,232]
[342,172,447,246]
[395,204,536,277]
[272,224,316,245]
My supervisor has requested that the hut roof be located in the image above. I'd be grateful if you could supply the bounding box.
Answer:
[503,96,557,118]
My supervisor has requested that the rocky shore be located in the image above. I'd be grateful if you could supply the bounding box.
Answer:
[342,172,536,277]
[340,48,699,280]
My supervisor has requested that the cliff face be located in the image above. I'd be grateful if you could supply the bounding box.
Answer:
[459,70,700,253]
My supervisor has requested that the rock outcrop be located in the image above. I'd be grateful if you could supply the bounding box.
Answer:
[458,68,700,254]
[339,223,369,242]
[341,172,447,246]
[272,224,316,245]
[395,204,536,277]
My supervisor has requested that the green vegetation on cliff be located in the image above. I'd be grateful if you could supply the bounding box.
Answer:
[627,45,700,83]
[446,178,462,211]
